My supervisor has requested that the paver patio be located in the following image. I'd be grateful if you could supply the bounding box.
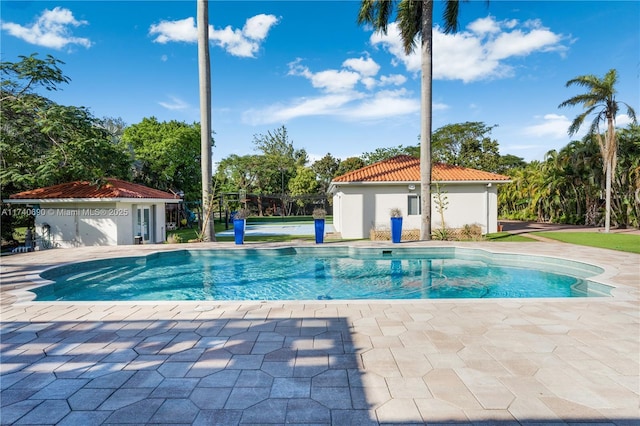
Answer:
[1,239,638,425]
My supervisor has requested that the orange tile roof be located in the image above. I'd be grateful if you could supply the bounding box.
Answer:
[9,179,179,200]
[332,155,511,183]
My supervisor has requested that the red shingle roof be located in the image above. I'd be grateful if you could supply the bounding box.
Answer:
[332,155,511,183]
[9,179,179,200]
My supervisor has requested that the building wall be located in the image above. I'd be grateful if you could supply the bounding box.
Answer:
[33,201,170,247]
[332,182,501,239]
[35,202,118,248]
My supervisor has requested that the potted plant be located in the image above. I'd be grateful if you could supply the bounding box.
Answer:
[390,208,403,243]
[312,208,326,244]
[233,208,248,245]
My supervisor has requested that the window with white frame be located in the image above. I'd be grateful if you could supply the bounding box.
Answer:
[408,194,420,215]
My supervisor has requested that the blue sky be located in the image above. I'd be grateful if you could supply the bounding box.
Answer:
[2,1,638,167]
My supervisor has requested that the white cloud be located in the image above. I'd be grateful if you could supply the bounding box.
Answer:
[1,7,91,49]
[149,17,197,43]
[343,56,380,77]
[370,16,566,83]
[149,14,279,58]
[158,96,190,111]
[288,60,361,93]
[343,89,419,120]
[616,114,635,128]
[242,14,279,40]
[243,93,360,125]
[252,50,424,124]
[523,114,573,139]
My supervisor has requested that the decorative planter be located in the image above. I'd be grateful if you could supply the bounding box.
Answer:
[390,217,403,243]
[314,219,325,244]
[233,219,245,245]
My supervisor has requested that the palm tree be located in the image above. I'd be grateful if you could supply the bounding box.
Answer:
[559,69,637,232]
[197,0,215,241]
[357,0,467,240]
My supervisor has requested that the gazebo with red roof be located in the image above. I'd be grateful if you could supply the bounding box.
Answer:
[5,179,180,248]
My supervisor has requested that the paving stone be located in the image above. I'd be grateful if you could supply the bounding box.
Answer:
[311,385,353,409]
[0,389,36,407]
[227,354,264,370]
[122,369,164,388]
[239,398,288,424]
[103,398,164,424]
[29,378,89,400]
[150,377,199,398]
[67,387,114,410]
[149,398,199,423]
[190,386,232,409]
[270,377,311,398]
[224,386,271,409]
[8,372,56,391]
[312,368,350,387]
[98,387,153,410]
[198,369,241,387]
[157,360,194,377]
[285,398,331,423]
[85,370,134,389]
[14,399,70,425]
[332,409,379,425]
[193,409,243,426]
[0,399,43,424]
[235,370,273,387]
[57,410,112,426]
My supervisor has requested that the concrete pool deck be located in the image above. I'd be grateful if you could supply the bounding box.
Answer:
[1,239,638,425]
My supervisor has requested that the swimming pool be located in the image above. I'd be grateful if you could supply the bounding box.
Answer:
[31,247,611,301]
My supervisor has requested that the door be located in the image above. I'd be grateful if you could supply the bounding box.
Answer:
[137,206,151,242]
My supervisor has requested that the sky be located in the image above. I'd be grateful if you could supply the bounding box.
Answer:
[2,0,639,168]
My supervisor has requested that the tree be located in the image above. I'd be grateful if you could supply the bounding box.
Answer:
[361,145,418,165]
[311,154,340,195]
[559,69,637,232]
[121,117,205,201]
[253,125,306,215]
[288,166,319,208]
[335,157,365,177]
[197,0,215,241]
[432,122,501,172]
[358,0,470,240]
[0,54,130,197]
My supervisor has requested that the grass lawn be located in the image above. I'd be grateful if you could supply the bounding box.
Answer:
[534,232,640,254]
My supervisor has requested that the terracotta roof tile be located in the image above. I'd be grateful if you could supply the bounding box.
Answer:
[332,155,511,183]
[9,179,179,200]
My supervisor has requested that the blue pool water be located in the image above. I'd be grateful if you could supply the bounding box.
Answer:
[33,247,611,301]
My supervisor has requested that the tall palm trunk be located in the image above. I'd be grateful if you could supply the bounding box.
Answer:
[419,1,433,240]
[197,0,215,241]
[603,117,616,232]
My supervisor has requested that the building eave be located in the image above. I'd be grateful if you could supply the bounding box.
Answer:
[3,198,180,204]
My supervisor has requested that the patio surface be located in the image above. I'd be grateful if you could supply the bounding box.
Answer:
[1,235,638,424]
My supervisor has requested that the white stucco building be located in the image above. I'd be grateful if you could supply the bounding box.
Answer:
[5,179,180,248]
[328,155,511,239]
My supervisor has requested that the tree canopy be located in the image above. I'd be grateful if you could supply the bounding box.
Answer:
[0,54,130,198]
[121,117,208,201]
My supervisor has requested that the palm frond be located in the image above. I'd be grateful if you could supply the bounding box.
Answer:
[397,0,422,54]
[356,0,395,34]
[442,0,461,34]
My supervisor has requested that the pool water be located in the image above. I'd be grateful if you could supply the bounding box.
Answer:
[33,247,611,301]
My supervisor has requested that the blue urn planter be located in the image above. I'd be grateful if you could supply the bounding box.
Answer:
[314,219,325,244]
[233,219,245,245]
[390,217,403,243]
